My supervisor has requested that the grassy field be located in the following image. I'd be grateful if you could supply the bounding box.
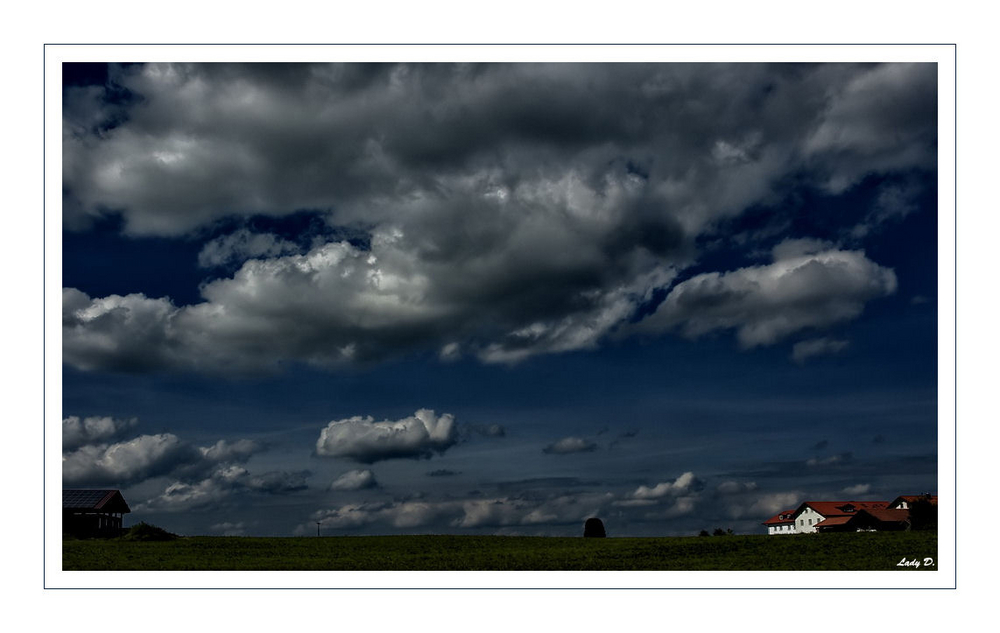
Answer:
[62,531,938,571]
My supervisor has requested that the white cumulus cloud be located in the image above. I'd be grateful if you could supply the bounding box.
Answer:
[330,469,378,491]
[636,247,897,348]
[316,409,457,463]
[633,472,701,499]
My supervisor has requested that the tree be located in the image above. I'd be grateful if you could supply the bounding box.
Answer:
[583,517,607,537]
[908,498,938,531]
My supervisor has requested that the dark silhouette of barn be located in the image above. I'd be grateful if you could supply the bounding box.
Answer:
[63,489,131,538]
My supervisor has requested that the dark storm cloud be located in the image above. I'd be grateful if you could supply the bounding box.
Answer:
[62,415,137,451]
[62,62,935,373]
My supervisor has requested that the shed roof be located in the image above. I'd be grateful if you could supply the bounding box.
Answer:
[63,489,131,513]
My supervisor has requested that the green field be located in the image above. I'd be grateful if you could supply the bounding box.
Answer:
[63,531,938,571]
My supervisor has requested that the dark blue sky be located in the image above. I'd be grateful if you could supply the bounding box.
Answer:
[61,61,938,536]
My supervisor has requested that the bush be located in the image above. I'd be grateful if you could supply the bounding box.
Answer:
[583,518,607,537]
[121,522,179,541]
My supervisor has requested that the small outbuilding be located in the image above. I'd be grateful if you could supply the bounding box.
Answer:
[63,489,131,538]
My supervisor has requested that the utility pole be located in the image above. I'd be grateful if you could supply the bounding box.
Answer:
[316,521,321,537]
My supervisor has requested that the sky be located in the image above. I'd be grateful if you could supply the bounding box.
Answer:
[60,61,939,537]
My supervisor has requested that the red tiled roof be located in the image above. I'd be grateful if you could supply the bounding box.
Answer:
[797,501,889,518]
[890,494,938,507]
[860,508,910,523]
[762,510,796,525]
[814,516,853,527]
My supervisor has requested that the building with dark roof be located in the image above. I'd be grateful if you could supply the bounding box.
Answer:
[63,489,131,538]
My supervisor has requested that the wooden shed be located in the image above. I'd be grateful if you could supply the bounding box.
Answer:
[63,489,131,538]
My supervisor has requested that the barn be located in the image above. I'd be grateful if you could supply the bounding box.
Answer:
[63,489,131,538]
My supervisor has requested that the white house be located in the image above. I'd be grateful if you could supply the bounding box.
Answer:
[762,510,796,535]
[763,500,894,534]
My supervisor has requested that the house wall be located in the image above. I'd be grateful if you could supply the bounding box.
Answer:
[794,507,826,534]
[64,511,124,538]
[768,523,794,535]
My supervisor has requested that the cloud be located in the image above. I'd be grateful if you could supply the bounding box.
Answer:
[62,237,676,372]
[62,417,263,488]
[330,469,378,491]
[632,471,701,499]
[310,491,616,532]
[244,470,310,493]
[199,439,260,463]
[802,63,937,193]
[542,436,598,455]
[210,522,248,536]
[197,228,301,268]
[635,247,896,348]
[62,288,181,372]
[465,423,507,438]
[806,452,853,467]
[64,63,934,238]
[62,433,200,486]
[140,468,245,512]
[315,409,458,463]
[792,337,849,363]
[851,179,926,239]
[62,62,934,375]
[716,480,758,496]
[734,491,804,520]
[139,465,310,512]
[62,415,137,451]
[842,483,871,496]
